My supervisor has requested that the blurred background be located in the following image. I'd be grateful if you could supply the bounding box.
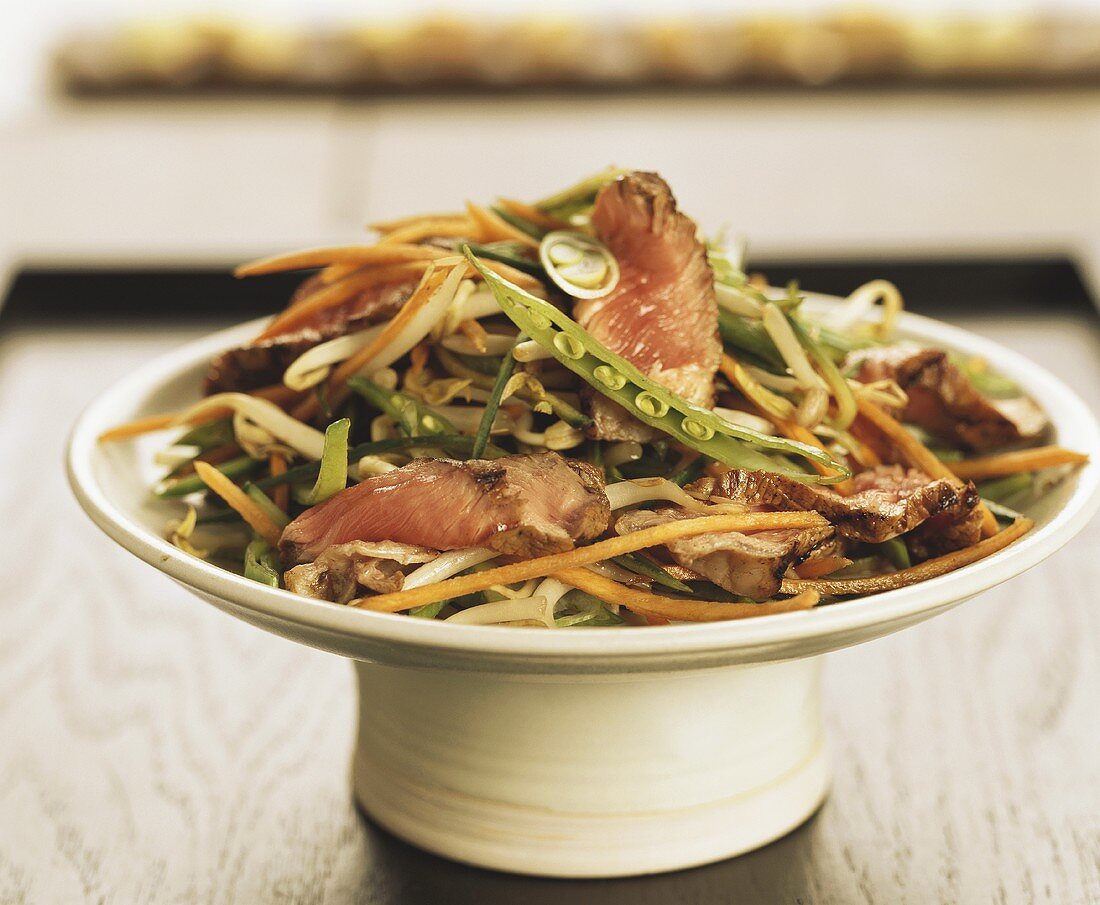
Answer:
[3,0,1100,306]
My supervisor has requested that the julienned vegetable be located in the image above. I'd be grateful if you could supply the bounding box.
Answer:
[347,378,456,437]
[465,250,851,484]
[299,418,351,505]
[244,538,282,587]
[99,167,1081,629]
[472,334,523,458]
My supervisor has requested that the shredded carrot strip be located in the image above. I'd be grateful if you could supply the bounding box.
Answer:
[719,352,852,492]
[193,461,282,547]
[456,318,490,353]
[255,262,428,342]
[557,568,820,622]
[408,343,430,379]
[99,384,302,444]
[329,267,450,389]
[495,197,571,232]
[855,398,999,538]
[235,244,447,278]
[251,383,304,407]
[844,431,882,469]
[719,353,795,421]
[465,201,540,250]
[950,446,1089,482]
[98,413,179,443]
[782,517,1033,596]
[376,217,479,245]
[292,267,455,423]
[352,511,829,613]
[369,212,465,233]
[269,452,289,512]
[794,555,852,579]
[319,261,363,285]
[475,259,547,293]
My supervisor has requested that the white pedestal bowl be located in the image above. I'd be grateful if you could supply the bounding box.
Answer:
[67,304,1100,878]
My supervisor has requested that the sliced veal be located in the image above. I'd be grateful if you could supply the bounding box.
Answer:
[846,343,1047,452]
[577,171,721,440]
[279,451,610,566]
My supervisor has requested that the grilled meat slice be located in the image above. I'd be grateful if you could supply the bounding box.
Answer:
[204,274,416,394]
[691,465,980,558]
[284,541,437,603]
[280,451,610,566]
[846,343,1047,452]
[615,506,838,600]
[577,171,721,440]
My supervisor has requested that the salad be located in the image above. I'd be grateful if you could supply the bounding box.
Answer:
[100,168,1088,627]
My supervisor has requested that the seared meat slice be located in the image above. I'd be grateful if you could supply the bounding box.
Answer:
[692,465,980,558]
[577,171,721,440]
[846,343,1046,452]
[204,274,416,394]
[615,507,837,600]
[284,541,437,603]
[280,451,610,566]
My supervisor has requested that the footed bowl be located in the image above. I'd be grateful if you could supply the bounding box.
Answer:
[67,299,1100,877]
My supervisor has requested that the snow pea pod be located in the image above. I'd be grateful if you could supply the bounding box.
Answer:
[466,250,850,484]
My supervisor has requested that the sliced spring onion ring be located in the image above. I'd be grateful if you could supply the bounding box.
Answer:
[538,231,620,300]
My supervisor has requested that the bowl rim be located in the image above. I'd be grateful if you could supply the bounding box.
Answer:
[67,303,1100,662]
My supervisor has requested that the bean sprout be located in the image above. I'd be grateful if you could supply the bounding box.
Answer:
[445,596,554,627]
[604,478,707,511]
[829,279,903,339]
[403,548,497,590]
[761,303,827,391]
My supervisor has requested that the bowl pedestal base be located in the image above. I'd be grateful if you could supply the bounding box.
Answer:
[351,655,830,878]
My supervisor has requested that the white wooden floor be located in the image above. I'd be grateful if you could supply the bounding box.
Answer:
[0,308,1096,904]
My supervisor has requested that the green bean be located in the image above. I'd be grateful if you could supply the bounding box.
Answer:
[244,538,281,588]
[466,250,850,483]
[534,166,626,218]
[157,455,260,498]
[875,537,911,570]
[977,473,1034,505]
[253,437,501,491]
[611,553,694,594]
[717,309,785,370]
[554,591,624,627]
[799,320,876,360]
[462,241,543,276]
[299,418,350,505]
[446,350,504,376]
[982,497,1025,523]
[953,354,1021,400]
[491,206,545,240]
[473,334,524,458]
[244,484,290,529]
[348,377,456,438]
[195,509,244,526]
[669,455,708,487]
[175,417,235,450]
[786,313,857,429]
[436,348,592,429]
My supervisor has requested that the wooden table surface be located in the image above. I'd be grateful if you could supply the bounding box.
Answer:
[1,310,1097,904]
